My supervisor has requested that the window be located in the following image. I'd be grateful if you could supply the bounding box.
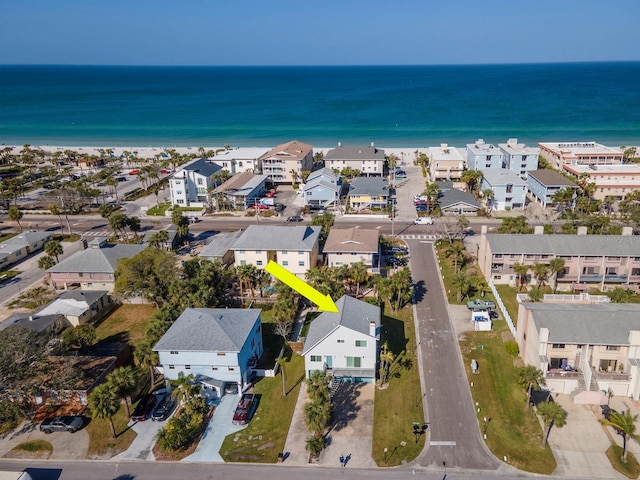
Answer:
[552,344,565,349]
[185,365,191,370]
[355,340,367,347]
[525,254,534,259]
[169,365,175,369]
[298,261,305,267]
[606,346,621,351]
[256,260,263,266]
[282,260,288,266]
[632,268,640,276]
[607,257,621,262]
[494,254,503,259]
[217,352,226,356]
[177,199,184,204]
[79,273,84,277]
[281,250,288,254]
[212,367,218,371]
[337,339,345,343]
[240,260,246,266]
[256,250,262,254]
[310,355,322,362]
[170,351,179,355]
[346,357,362,368]
[228,367,235,371]
[197,178,203,185]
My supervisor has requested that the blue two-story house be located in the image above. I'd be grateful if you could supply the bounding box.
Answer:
[154,308,264,396]
[480,168,527,211]
[302,168,342,207]
[466,139,504,170]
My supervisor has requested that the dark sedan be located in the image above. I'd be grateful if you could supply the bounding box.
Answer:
[130,394,157,422]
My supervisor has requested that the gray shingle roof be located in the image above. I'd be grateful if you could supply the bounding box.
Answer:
[231,225,321,251]
[307,168,338,182]
[182,158,223,177]
[302,296,380,354]
[324,146,385,161]
[154,308,261,352]
[349,177,389,197]
[47,244,146,273]
[485,233,640,256]
[481,168,527,186]
[436,181,480,209]
[528,170,578,187]
[200,231,243,258]
[323,228,379,253]
[524,303,640,345]
[0,313,66,333]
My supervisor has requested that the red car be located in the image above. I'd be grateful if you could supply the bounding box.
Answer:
[129,169,141,175]
[159,168,172,174]
[265,189,276,198]
[250,204,269,210]
[130,394,157,422]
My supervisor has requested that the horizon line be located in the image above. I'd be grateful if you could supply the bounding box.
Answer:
[1,60,640,68]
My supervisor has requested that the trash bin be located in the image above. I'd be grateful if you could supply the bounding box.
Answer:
[278,453,284,463]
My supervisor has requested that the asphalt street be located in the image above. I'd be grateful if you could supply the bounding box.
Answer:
[408,239,500,471]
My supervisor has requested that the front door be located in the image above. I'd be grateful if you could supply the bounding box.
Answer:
[325,355,333,368]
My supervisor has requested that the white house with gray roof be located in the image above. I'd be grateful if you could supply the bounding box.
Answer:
[169,157,223,207]
[302,295,380,382]
[479,168,527,211]
[301,168,342,208]
[324,144,386,177]
[47,238,145,291]
[478,231,640,292]
[210,147,269,174]
[231,225,321,277]
[199,231,243,266]
[154,308,264,394]
[347,177,390,211]
[435,181,480,216]
[0,231,52,269]
[516,301,640,399]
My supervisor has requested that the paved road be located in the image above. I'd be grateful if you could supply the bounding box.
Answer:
[408,239,500,471]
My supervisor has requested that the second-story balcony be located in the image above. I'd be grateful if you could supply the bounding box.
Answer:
[579,274,628,283]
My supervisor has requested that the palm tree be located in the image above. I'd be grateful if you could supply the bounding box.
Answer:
[38,255,56,271]
[513,263,530,292]
[349,262,369,298]
[379,342,395,385]
[44,240,63,263]
[531,263,550,288]
[8,206,23,232]
[276,356,288,397]
[461,169,483,193]
[446,242,465,273]
[304,398,332,434]
[537,401,567,447]
[482,188,495,212]
[104,176,119,201]
[89,383,120,439]
[423,182,441,212]
[107,366,138,417]
[306,371,330,403]
[600,410,639,461]
[289,169,299,184]
[451,272,470,303]
[516,365,545,409]
[148,230,170,249]
[169,372,199,405]
[49,203,64,233]
[548,258,566,293]
[133,339,159,387]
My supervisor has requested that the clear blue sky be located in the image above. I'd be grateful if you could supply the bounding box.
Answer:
[1,0,638,66]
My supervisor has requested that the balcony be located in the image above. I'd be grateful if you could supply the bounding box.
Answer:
[596,371,630,381]
[579,274,628,283]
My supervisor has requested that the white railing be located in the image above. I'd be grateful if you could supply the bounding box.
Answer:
[488,279,516,337]
[581,354,592,392]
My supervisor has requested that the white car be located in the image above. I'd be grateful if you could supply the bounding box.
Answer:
[414,217,434,225]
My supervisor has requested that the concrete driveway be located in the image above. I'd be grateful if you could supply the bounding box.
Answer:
[0,421,88,460]
[112,418,165,462]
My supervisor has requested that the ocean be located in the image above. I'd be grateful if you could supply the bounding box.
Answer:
[0,63,639,147]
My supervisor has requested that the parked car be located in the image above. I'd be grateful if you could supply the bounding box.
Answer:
[466,299,496,311]
[130,394,157,422]
[272,203,285,212]
[129,169,141,175]
[414,217,434,225]
[151,394,175,421]
[40,415,83,434]
[188,216,201,223]
[265,189,276,198]
[232,393,257,425]
[415,205,429,212]
[384,246,408,255]
[395,170,407,179]
[159,168,172,174]
[286,215,304,222]
[250,204,269,210]
[387,257,407,267]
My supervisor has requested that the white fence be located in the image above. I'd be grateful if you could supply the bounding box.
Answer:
[488,279,516,337]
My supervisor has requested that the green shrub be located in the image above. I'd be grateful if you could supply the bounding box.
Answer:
[504,340,520,357]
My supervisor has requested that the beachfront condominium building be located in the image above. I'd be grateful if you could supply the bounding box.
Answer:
[260,140,314,184]
[428,144,465,182]
[479,169,527,211]
[210,147,269,174]
[562,163,640,201]
[466,139,503,170]
[230,225,322,277]
[499,138,539,178]
[477,229,640,292]
[324,143,386,177]
[538,142,623,169]
[169,158,223,208]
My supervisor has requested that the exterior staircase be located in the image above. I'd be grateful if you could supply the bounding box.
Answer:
[329,376,343,399]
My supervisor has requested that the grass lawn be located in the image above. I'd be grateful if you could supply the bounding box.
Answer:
[95,304,157,345]
[85,405,137,459]
[146,203,171,216]
[372,307,425,466]
[219,353,305,463]
[606,444,640,479]
[459,324,556,474]
[494,284,520,325]
[6,440,53,459]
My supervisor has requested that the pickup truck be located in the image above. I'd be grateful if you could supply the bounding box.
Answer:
[466,299,496,311]
[232,393,256,425]
[39,415,83,434]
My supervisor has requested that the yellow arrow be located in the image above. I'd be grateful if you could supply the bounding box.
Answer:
[265,260,339,313]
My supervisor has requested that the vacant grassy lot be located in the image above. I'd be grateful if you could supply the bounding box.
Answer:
[146,203,171,216]
[85,405,137,459]
[459,324,556,474]
[372,307,425,466]
[95,304,157,345]
[494,284,520,324]
[219,353,304,463]
[6,440,53,459]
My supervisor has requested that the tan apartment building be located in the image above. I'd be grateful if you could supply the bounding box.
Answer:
[323,227,379,269]
[562,163,640,201]
[324,143,386,176]
[428,144,465,182]
[516,301,640,400]
[538,141,623,169]
[478,230,640,292]
[231,225,321,277]
[260,140,314,184]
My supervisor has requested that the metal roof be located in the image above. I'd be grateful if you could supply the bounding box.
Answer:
[180,158,223,177]
[200,231,243,258]
[524,303,640,345]
[231,225,321,252]
[154,308,261,352]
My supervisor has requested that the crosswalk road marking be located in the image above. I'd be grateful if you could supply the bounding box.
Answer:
[397,234,437,240]
[430,441,456,446]
[82,231,110,237]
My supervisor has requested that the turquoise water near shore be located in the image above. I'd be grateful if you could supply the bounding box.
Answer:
[0,63,639,147]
